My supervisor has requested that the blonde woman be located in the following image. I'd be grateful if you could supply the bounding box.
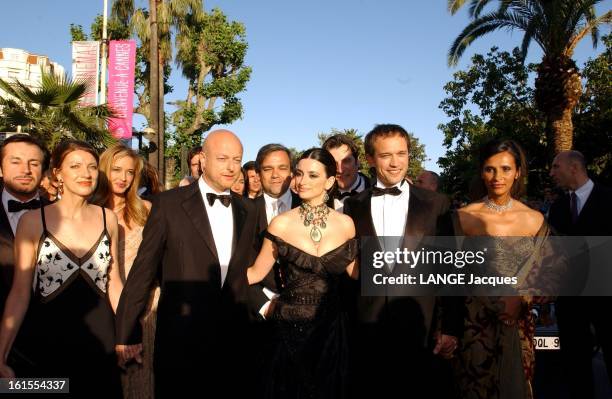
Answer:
[93,144,158,399]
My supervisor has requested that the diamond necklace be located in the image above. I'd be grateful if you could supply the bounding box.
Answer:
[298,202,330,243]
[484,197,513,213]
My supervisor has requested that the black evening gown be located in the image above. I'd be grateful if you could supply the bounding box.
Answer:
[262,231,357,399]
[28,206,121,397]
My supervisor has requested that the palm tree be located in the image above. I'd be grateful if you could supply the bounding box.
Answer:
[448,0,611,154]
[0,70,115,149]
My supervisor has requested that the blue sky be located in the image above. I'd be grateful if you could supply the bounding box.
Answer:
[1,0,610,172]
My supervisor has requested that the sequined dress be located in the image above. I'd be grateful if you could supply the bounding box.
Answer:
[118,223,160,399]
[453,222,551,399]
[263,231,357,399]
[31,205,121,397]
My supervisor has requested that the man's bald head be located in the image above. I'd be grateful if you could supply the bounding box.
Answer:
[550,150,589,191]
[202,129,243,155]
[415,170,439,192]
[200,129,244,193]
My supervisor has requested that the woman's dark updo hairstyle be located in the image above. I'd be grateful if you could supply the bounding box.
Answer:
[298,148,338,200]
[472,138,527,200]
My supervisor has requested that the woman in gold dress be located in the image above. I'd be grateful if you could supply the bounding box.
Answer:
[93,144,158,399]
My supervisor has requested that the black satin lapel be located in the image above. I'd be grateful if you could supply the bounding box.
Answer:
[404,186,426,250]
[181,185,219,261]
[363,194,378,238]
[256,196,269,229]
[0,205,14,241]
[231,195,246,255]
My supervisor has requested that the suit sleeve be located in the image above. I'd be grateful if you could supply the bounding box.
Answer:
[435,195,465,338]
[246,203,274,319]
[116,196,167,344]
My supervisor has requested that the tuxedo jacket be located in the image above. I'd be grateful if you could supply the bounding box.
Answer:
[249,191,301,312]
[343,184,464,343]
[0,201,16,315]
[115,182,259,391]
[0,194,50,373]
[548,183,612,236]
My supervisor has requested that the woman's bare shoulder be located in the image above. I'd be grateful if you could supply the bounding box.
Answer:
[15,209,44,240]
[513,202,545,233]
[332,210,356,238]
[267,210,294,236]
[143,199,152,211]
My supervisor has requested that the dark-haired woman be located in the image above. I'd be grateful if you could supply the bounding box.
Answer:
[0,140,123,396]
[452,139,555,399]
[247,148,358,399]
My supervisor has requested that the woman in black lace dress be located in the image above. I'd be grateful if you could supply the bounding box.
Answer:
[247,148,358,399]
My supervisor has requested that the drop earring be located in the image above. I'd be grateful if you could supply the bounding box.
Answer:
[57,178,64,196]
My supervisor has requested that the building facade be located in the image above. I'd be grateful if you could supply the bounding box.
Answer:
[0,47,65,99]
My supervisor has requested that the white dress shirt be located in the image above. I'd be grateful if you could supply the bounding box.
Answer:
[263,189,293,225]
[198,177,234,287]
[259,188,293,317]
[1,189,40,236]
[333,174,366,212]
[371,179,409,267]
[570,178,594,216]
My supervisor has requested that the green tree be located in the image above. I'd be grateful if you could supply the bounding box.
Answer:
[171,7,252,138]
[317,128,427,180]
[109,2,251,180]
[438,41,612,198]
[0,71,115,149]
[438,47,546,199]
[448,0,612,155]
[573,33,612,185]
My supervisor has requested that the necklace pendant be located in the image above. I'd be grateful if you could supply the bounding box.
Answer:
[310,226,322,243]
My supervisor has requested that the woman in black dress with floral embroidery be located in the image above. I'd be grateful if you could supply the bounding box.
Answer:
[247,148,358,399]
[0,140,123,397]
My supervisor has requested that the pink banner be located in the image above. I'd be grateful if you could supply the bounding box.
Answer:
[107,40,136,139]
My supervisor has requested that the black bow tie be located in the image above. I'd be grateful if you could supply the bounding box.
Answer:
[371,186,402,197]
[206,193,231,207]
[335,190,359,200]
[8,198,42,213]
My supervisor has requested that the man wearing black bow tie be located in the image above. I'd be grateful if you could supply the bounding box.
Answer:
[115,130,259,397]
[344,124,463,398]
[322,134,370,213]
[0,134,48,374]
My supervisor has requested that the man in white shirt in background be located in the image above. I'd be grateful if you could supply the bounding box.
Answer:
[250,143,301,319]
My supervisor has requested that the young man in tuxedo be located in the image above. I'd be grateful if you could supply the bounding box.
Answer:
[0,134,48,374]
[322,134,371,212]
[548,150,612,399]
[115,130,260,397]
[343,124,463,398]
